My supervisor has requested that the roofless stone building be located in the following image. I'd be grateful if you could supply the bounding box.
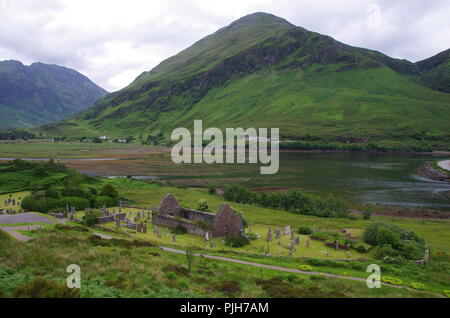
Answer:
[152,194,243,238]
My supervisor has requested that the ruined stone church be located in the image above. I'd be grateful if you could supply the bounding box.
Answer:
[152,194,243,237]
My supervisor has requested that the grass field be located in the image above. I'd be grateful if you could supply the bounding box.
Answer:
[0,192,29,212]
[0,225,439,298]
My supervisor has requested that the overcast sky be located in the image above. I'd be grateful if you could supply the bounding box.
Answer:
[1,0,449,92]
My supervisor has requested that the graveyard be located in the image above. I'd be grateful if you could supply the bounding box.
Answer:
[0,192,28,214]
[0,160,449,298]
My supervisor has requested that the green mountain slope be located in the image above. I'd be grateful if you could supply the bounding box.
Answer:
[0,60,107,130]
[40,12,450,146]
[416,49,450,93]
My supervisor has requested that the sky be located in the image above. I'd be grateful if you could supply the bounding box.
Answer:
[0,0,449,92]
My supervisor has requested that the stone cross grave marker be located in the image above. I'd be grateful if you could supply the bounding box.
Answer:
[267,229,273,242]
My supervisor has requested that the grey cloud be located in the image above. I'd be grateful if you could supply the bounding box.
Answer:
[0,0,448,91]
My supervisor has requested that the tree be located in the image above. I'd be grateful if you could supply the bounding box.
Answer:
[100,184,119,198]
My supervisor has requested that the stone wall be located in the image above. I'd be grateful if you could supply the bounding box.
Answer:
[213,204,243,237]
[152,214,210,237]
[98,215,114,224]
[182,208,215,223]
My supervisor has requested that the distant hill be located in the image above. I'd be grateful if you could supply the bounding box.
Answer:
[0,60,107,130]
[416,49,450,93]
[39,13,450,148]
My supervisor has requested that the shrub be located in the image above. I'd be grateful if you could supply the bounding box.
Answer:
[93,196,118,208]
[208,185,217,194]
[363,222,426,260]
[13,277,80,298]
[211,281,241,297]
[224,185,256,204]
[45,188,61,199]
[298,226,312,235]
[381,276,403,286]
[444,290,450,298]
[83,210,104,227]
[59,197,91,211]
[354,243,370,253]
[224,233,250,248]
[100,184,119,198]
[164,272,178,280]
[196,200,210,212]
[298,265,313,272]
[362,209,373,220]
[61,188,91,199]
[172,226,187,235]
[410,282,425,290]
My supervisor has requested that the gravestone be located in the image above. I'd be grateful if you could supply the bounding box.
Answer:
[115,218,121,228]
[290,231,295,240]
[325,251,330,257]
[267,229,273,242]
[172,234,176,242]
[306,239,311,248]
[275,229,281,239]
[143,223,147,233]
[295,236,300,245]
[205,232,210,242]
[284,226,291,235]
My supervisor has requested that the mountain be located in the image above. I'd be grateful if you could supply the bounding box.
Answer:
[416,49,450,93]
[0,60,107,130]
[40,12,450,146]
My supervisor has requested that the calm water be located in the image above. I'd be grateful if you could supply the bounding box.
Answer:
[5,153,449,210]
[149,152,450,210]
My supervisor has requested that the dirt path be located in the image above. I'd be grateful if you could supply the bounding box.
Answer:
[0,225,42,241]
[158,246,441,296]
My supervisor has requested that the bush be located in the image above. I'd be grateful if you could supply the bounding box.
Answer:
[353,243,370,253]
[363,222,426,260]
[93,196,118,208]
[59,197,91,211]
[208,185,217,194]
[196,200,210,212]
[61,188,91,199]
[100,184,119,198]
[83,210,104,227]
[298,265,313,272]
[381,276,403,286]
[13,277,80,298]
[410,282,425,290]
[362,209,372,220]
[45,188,61,199]
[224,185,256,204]
[224,233,250,248]
[172,226,187,235]
[298,226,312,235]
[444,290,450,298]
